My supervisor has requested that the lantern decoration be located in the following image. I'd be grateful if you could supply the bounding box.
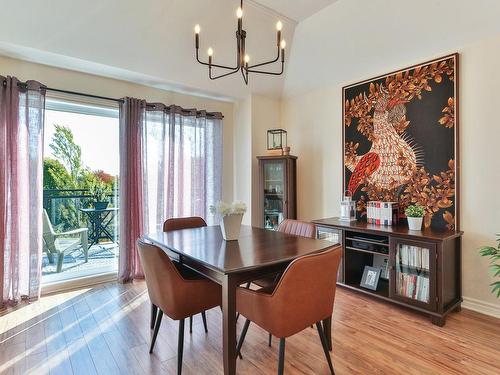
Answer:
[339,191,357,222]
[267,129,287,150]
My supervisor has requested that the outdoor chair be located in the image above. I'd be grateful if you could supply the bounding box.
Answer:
[42,209,89,273]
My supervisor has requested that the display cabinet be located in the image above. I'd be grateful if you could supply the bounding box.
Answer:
[257,155,297,229]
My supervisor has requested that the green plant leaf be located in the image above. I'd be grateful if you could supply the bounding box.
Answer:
[491,281,500,298]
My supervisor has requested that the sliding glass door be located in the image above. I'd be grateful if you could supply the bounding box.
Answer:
[42,96,119,285]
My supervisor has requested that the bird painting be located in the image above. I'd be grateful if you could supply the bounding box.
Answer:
[343,55,458,229]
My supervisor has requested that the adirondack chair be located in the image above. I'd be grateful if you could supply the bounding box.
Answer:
[42,209,89,273]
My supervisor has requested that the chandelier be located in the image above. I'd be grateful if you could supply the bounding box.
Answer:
[193,0,286,85]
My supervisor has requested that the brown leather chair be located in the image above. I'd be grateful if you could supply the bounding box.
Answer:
[236,246,342,375]
[244,219,317,346]
[137,240,221,375]
[253,219,317,289]
[158,217,209,334]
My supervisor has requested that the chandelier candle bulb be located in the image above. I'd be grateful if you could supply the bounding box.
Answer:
[236,7,243,18]
[207,47,213,57]
[280,40,286,63]
[194,25,200,48]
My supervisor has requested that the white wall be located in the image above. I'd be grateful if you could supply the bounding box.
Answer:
[0,55,235,204]
[282,17,500,313]
[232,94,281,226]
[233,96,253,225]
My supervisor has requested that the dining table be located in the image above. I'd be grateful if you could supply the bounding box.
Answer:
[143,224,337,375]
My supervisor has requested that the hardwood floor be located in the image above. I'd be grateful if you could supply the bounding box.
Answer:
[1,281,499,375]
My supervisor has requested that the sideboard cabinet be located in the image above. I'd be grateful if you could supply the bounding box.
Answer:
[313,218,463,326]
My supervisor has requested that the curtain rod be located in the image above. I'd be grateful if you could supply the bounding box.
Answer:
[2,79,223,118]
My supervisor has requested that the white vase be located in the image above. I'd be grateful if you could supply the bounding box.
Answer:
[407,217,423,231]
[220,213,243,241]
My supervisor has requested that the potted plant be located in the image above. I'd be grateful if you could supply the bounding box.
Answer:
[90,181,111,210]
[405,205,425,230]
[479,235,500,298]
[209,201,247,241]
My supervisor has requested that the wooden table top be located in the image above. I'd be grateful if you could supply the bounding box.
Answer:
[144,225,336,274]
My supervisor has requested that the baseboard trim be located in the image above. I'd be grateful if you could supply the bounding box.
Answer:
[41,272,117,295]
[462,296,500,319]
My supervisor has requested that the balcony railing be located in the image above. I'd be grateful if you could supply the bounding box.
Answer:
[42,188,119,281]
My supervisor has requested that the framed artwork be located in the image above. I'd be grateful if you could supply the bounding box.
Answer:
[360,266,381,291]
[343,54,459,230]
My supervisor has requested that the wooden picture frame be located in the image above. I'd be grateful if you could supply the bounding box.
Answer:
[342,54,459,231]
[360,265,381,291]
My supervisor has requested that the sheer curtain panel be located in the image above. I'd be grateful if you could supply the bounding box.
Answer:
[143,105,223,233]
[119,100,223,281]
[118,97,146,282]
[0,76,45,304]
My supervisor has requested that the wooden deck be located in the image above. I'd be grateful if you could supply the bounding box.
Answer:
[1,281,499,374]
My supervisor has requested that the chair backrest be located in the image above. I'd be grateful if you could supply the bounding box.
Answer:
[270,245,342,337]
[163,216,207,232]
[137,239,189,318]
[277,219,316,239]
[42,209,56,252]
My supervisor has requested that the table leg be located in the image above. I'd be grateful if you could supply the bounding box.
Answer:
[322,316,332,351]
[222,274,237,375]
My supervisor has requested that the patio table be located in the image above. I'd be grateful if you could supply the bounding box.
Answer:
[80,207,119,247]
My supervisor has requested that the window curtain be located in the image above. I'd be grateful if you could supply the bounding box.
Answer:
[0,76,45,305]
[118,99,223,282]
[118,98,146,282]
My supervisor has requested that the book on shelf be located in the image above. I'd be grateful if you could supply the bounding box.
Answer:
[397,273,429,303]
[396,244,431,303]
[396,244,430,271]
[367,201,399,226]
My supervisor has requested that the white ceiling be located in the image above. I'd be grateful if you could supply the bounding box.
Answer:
[0,0,300,100]
[253,0,338,22]
[284,0,500,97]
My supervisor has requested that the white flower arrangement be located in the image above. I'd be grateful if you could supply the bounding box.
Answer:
[209,200,247,217]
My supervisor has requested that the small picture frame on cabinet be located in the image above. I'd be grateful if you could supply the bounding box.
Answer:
[360,266,381,291]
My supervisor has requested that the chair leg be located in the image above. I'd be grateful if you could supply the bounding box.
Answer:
[189,316,193,334]
[236,319,251,357]
[268,333,272,347]
[178,319,185,375]
[150,304,158,330]
[278,338,286,375]
[236,282,252,322]
[201,311,208,333]
[315,322,335,375]
[149,310,163,353]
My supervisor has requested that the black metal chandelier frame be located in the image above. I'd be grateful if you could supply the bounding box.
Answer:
[194,0,285,85]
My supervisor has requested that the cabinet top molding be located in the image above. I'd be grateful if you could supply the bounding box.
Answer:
[312,217,463,242]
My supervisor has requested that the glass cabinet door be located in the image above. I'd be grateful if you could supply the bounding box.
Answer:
[390,238,436,311]
[316,226,343,283]
[263,161,285,230]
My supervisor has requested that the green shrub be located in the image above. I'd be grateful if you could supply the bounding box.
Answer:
[405,205,425,218]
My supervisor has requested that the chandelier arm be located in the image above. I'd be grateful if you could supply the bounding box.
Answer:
[210,67,240,80]
[247,47,280,69]
[247,61,284,76]
[196,49,239,70]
